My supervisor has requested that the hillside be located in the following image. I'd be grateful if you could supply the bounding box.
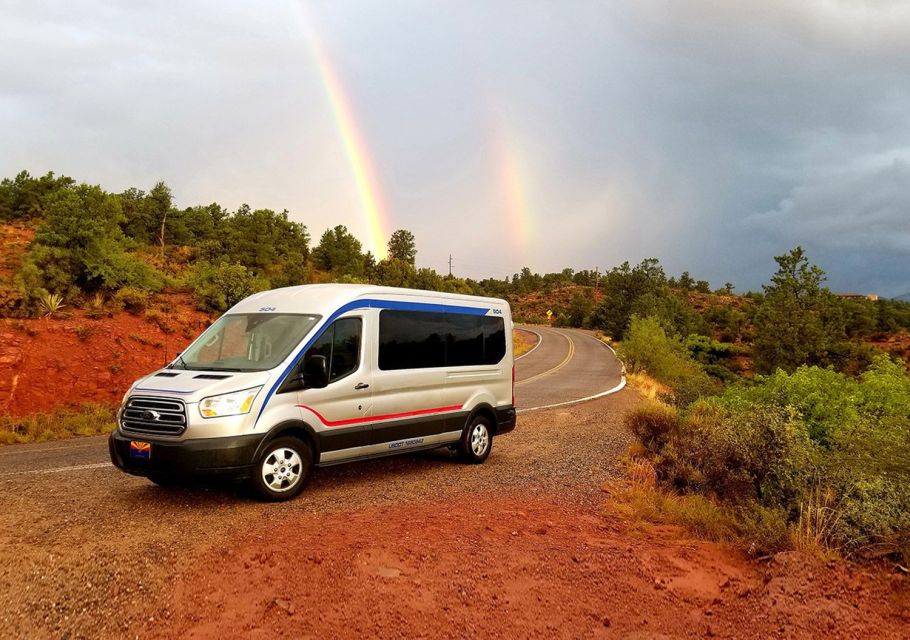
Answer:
[0,294,209,416]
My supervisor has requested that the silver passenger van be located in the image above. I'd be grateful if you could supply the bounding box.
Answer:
[109,285,516,500]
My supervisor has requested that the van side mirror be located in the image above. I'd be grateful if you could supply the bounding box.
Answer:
[302,354,329,389]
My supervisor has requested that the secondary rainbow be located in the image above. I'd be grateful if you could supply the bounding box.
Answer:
[491,116,534,256]
[293,3,390,258]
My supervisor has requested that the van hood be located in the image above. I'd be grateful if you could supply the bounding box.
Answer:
[130,369,273,403]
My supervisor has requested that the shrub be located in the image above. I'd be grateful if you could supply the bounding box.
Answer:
[37,291,65,317]
[188,261,269,312]
[625,400,679,452]
[73,325,92,341]
[659,401,816,506]
[619,316,721,405]
[114,286,148,314]
[0,283,26,318]
[22,183,165,295]
[628,356,910,560]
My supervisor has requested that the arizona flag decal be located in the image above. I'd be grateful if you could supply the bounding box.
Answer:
[129,441,151,459]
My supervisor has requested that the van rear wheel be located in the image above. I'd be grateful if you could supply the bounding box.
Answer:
[252,436,312,501]
[458,415,492,463]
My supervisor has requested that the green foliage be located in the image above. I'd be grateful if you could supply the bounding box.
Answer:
[619,316,721,405]
[0,170,75,221]
[685,334,742,365]
[216,205,310,286]
[753,247,848,374]
[312,225,364,276]
[189,261,268,312]
[21,183,163,299]
[557,290,594,327]
[37,291,65,317]
[703,304,747,342]
[591,259,666,339]
[631,356,910,558]
[114,287,148,314]
[0,283,27,317]
[387,229,417,264]
[373,257,416,288]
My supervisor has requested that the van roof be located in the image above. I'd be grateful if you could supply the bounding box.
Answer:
[229,284,509,316]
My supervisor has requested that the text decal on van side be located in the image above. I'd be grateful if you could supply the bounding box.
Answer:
[388,438,424,449]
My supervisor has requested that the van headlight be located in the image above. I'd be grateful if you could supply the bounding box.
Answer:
[199,387,262,418]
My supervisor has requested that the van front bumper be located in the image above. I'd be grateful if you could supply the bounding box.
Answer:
[109,430,265,479]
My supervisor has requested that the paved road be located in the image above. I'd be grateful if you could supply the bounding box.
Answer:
[515,326,624,411]
[0,327,623,476]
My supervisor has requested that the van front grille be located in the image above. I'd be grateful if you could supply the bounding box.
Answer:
[121,396,187,436]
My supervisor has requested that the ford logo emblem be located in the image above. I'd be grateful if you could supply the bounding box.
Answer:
[142,410,161,421]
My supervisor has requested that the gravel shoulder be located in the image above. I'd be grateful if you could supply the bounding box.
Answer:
[0,392,637,639]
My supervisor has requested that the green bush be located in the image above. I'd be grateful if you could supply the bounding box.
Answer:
[625,400,679,451]
[189,261,268,312]
[114,286,148,314]
[19,183,164,298]
[619,316,721,405]
[629,355,910,559]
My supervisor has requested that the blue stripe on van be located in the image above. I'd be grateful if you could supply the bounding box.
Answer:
[254,298,491,425]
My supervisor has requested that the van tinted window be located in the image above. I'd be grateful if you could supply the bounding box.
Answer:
[378,310,507,370]
[378,311,447,370]
[329,318,361,381]
[447,314,484,366]
[304,317,361,382]
[482,316,506,364]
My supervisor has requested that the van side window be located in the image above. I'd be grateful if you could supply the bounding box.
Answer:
[482,316,506,364]
[305,317,362,382]
[378,310,507,370]
[329,318,361,381]
[378,311,447,370]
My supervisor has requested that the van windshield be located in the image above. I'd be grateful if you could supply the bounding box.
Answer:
[174,313,320,372]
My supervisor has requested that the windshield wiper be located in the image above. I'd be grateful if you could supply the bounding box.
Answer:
[169,354,191,370]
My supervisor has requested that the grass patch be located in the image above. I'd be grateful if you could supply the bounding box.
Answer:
[513,329,538,358]
[0,404,117,445]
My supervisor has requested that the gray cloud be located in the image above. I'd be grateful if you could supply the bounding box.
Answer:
[1,0,909,295]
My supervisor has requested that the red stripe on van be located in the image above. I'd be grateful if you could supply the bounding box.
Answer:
[296,404,464,428]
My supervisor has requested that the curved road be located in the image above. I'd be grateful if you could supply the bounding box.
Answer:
[0,328,623,475]
[516,325,624,411]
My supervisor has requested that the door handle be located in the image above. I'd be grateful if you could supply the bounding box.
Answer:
[354,382,370,390]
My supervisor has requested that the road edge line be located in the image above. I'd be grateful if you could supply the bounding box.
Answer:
[515,326,542,361]
[516,375,627,414]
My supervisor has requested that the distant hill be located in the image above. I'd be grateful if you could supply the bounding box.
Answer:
[894,293,910,302]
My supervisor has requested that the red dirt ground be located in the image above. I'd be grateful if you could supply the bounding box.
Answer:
[154,496,910,640]
[0,295,211,415]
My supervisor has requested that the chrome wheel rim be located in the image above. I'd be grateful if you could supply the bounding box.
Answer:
[262,447,303,492]
[470,423,489,456]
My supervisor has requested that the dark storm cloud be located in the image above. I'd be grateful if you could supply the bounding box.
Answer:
[1,1,908,294]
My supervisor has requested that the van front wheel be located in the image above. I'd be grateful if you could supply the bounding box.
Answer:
[458,416,492,463]
[252,436,312,501]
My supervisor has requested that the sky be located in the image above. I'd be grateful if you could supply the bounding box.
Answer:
[1,1,909,296]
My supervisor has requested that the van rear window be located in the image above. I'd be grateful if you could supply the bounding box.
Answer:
[378,310,506,370]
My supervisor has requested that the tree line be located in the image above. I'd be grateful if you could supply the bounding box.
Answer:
[2,169,908,378]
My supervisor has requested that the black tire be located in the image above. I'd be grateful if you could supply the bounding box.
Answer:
[458,415,493,464]
[251,436,312,502]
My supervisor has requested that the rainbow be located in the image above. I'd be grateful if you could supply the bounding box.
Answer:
[491,117,533,256]
[293,3,389,259]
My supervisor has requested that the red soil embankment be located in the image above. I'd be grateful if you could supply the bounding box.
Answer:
[0,295,210,416]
